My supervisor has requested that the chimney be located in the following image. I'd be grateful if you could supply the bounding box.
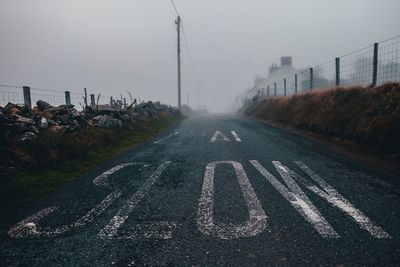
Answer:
[269,63,279,74]
[280,56,292,66]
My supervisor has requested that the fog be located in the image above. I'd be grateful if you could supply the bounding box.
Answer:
[0,0,399,112]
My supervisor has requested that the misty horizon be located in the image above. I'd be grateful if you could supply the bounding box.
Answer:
[1,0,399,112]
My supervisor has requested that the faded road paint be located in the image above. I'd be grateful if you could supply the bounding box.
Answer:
[231,130,242,142]
[294,161,391,238]
[197,161,267,239]
[210,131,231,142]
[250,160,339,238]
[153,132,179,144]
[98,161,171,239]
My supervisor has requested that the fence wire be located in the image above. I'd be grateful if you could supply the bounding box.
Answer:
[260,34,400,99]
[0,84,128,109]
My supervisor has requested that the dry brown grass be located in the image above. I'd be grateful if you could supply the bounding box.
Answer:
[245,83,400,154]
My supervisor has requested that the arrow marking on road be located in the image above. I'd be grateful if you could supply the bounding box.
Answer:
[231,131,242,142]
[210,131,231,142]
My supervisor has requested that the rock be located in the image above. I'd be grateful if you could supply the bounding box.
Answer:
[66,120,81,132]
[49,125,66,134]
[40,110,54,120]
[4,103,22,115]
[15,132,37,143]
[14,114,34,125]
[98,115,123,128]
[28,125,40,135]
[45,106,68,115]
[11,123,29,134]
[36,100,53,111]
[135,107,149,117]
[38,117,49,128]
[119,114,132,124]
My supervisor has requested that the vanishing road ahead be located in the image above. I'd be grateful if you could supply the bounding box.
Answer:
[1,115,399,266]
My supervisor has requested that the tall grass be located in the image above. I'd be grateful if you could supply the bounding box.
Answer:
[245,83,400,154]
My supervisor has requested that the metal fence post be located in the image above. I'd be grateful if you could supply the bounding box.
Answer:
[22,86,31,108]
[295,74,298,94]
[284,78,287,96]
[372,42,378,87]
[65,91,71,105]
[90,94,95,106]
[267,85,270,97]
[309,68,314,90]
[274,82,277,96]
[335,57,340,86]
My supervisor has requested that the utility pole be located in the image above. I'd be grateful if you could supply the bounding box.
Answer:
[175,16,182,109]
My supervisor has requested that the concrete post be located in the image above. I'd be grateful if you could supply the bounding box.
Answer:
[372,43,378,87]
[284,78,287,96]
[23,86,31,108]
[65,91,71,105]
[309,68,314,90]
[274,82,277,96]
[110,96,113,105]
[335,57,340,86]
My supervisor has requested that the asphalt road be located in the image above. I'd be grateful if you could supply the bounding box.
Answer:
[1,115,399,266]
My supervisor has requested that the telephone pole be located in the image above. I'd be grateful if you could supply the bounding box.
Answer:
[175,16,181,109]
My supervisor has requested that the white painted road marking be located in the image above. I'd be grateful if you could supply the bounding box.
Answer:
[98,161,171,239]
[250,160,339,238]
[117,221,177,240]
[294,161,391,238]
[197,161,268,239]
[230,131,242,142]
[210,130,242,142]
[8,190,122,238]
[9,162,147,238]
[94,162,147,188]
[153,132,179,144]
[210,131,231,142]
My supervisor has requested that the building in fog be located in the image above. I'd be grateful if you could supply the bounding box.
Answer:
[242,56,298,100]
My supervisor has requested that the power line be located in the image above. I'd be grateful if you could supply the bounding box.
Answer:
[170,0,179,16]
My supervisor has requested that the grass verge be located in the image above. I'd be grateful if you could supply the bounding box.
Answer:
[0,115,183,215]
[243,83,400,156]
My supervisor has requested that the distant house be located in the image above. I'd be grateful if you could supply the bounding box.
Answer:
[243,56,298,100]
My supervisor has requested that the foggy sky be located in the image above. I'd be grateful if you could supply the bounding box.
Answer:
[0,0,399,112]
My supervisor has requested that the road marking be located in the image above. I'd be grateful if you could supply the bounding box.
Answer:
[210,131,231,142]
[94,162,147,188]
[294,161,391,238]
[8,162,147,238]
[98,161,171,239]
[153,131,179,144]
[230,131,242,142]
[250,160,339,238]
[8,190,122,238]
[116,221,177,239]
[197,161,267,239]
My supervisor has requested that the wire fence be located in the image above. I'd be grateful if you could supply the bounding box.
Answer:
[0,84,134,109]
[258,34,400,98]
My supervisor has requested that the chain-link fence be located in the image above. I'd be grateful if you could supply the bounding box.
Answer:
[260,34,400,98]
